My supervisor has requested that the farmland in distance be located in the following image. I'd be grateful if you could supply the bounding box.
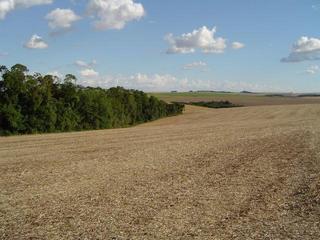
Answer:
[150,91,320,106]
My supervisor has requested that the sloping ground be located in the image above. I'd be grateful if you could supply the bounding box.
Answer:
[0,104,319,239]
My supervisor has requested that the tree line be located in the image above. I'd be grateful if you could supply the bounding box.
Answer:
[183,101,242,108]
[0,64,184,135]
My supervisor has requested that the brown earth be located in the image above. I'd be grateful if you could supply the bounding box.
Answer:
[0,104,320,239]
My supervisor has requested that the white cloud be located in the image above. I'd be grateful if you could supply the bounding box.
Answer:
[75,59,97,68]
[232,41,245,49]
[183,61,207,70]
[47,70,63,78]
[281,37,320,62]
[24,34,48,49]
[76,60,99,78]
[86,0,145,30]
[80,68,99,78]
[81,73,208,91]
[165,26,227,54]
[46,8,81,30]
[79,73,278,92]
[130,73,180,90]
[75,60,89,68]
[306,65,319,75]
[0,0,52,19]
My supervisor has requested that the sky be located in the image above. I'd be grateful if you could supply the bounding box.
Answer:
[0,0,320,92]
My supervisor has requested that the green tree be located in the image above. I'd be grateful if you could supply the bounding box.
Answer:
[0,64,184,135]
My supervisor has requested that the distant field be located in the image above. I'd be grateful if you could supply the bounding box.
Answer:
[150,92,320,106]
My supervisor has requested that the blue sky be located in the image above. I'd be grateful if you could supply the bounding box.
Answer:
[0,0,320,92]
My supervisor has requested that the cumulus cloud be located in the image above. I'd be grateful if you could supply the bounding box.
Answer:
[80,68,99,78]
[47,70,63,78]
[86,0,145,30]
[24,34,48,49]
[232,41,245,49]
[79,72,278,92]
[183,61,207,70]
[166,26,227,54]
[75,59,97,68]
[76,60,99,78]
[281,37,320,62]
[306,65,319,75]
[75,60,88,68]
[0,0,52,19]
[81,73,208,91]
[46,8,81,31]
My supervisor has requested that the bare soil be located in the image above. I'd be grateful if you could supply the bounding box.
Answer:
[1,104,320,239]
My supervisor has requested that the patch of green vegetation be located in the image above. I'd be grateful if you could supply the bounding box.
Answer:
[265,94,286,97]
[298,94,320,97]
[178,101,242,109]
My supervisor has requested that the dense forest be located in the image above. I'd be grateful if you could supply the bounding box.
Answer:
[0,64,184,136]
